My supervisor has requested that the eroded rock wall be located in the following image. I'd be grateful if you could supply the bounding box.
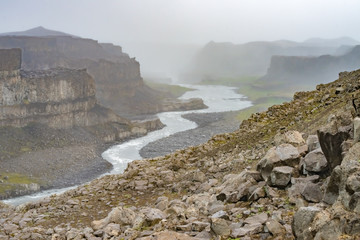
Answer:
[261,45,360,87]
[0,49,123,129]
[0,36,164,116]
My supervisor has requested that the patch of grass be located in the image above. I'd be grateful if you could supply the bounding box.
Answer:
[1,173,34,184]
[20,146,32,152]
[144,80,194,98]
[0,172,39,195]
[201,75,259,86]
[235,97,288,122]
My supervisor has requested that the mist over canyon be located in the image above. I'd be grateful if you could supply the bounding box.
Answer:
[2,1,360,238]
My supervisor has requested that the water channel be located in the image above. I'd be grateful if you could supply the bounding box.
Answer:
[3,84,252,206]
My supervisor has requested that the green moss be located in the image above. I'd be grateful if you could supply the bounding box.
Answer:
[0,172,39,195]
[20,146,32,152]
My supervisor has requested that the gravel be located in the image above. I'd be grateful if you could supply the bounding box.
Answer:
[0,144,112,189]
[140,111,241,158]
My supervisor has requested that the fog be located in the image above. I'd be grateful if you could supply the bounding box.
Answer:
[2,0,360,79]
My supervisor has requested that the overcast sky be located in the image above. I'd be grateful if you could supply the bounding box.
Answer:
[2,0,360,77]
[2,0,360,45]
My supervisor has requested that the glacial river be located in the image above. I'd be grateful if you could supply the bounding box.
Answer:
[3,84,252,206]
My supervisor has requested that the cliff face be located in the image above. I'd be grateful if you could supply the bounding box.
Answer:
[260,45,360,87]
[189,40,349,80]
[0,48,113,128]
[0,35,162,116]
[0,49,165,199]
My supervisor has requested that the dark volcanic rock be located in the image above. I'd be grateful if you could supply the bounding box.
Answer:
[302,148,328,173]
[257,144,300,181]
[317,115,351,173]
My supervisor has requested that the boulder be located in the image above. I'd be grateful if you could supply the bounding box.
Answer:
[317,116,351,172]
[308,210,343,239]
[91,206,136,230]
[211,218,230,236]
[323,166,342,204]
[274,131,305,146]
[103,223,120,237]
[349,192,360,213]
[207,201,225,215]
[192,221,210,232]
[288,175,319,202]
[216,171,257,203]
[292,206,321,240]
[257,144,300,180]
[354,117,360,142]
[248,185,266,201]
[302,148,328,173]
[155,196,169,211]
[109,206,136,226]
[231,223,263,238]
[324,142,360,205]
[140,207,167,226]
[270,166,294,188]
[244,212,268,225]
[211,210,228,220]
[307,135,320,152]
[265,219,285,236]
[301,182,323,203]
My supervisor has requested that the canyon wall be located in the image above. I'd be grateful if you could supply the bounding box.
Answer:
[260,45,360,87]
[0,36,162,116]
[0,48,126,129]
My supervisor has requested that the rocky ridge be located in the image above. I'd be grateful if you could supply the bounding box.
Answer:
[2,69,360,238]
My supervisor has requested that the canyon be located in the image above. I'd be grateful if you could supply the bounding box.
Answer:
[0,27,205,117]
[0,48,164,199]
[1,65,360,239]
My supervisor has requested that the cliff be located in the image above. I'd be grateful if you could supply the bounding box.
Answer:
[189,39,358,81]
[0,33,203,117]
[0,49,164,199]
[0,49,119,128]
[260,45,360,88]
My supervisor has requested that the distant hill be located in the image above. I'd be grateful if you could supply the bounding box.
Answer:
[0,26,76,37]
[188,38,359,81]
[303,37,359,47]
[258,45,360,89]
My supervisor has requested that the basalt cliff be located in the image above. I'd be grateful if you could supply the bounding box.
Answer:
[189,38,358,81]
[0,27,205,117]
[1,61,360,238]
[0,49,163,199]
[260,45,360,89]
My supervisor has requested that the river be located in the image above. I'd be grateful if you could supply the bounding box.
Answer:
[3,84,252,206]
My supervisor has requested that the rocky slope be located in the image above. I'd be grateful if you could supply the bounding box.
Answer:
[0,28,205,117]
[0,49,164,199]
[1,64,360,238]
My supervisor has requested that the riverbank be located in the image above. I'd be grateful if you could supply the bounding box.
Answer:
[0,119,164,200]
[140,111,241,158]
